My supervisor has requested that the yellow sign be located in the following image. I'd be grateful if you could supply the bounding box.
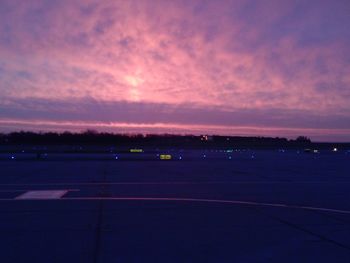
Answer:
[160,154,172,160]
[130,149,143,153]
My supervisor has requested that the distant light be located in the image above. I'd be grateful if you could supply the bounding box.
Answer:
[201,135,208,141]
[251,155,255,159]
[115,156,118,160]
[203,155,206,158]
[229,156,232,160]
[313,149,319,153]
[179,156,182,160]
[11,156,15,160]
[333,147,338,152]
[130,149,143,153]
[160,154,172,160]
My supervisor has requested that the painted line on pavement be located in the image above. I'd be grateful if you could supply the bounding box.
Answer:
[0,196,349,215]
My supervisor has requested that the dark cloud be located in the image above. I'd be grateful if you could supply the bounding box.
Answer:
[1,97,350,130]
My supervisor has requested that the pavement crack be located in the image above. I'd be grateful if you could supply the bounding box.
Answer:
[255,207,350,251]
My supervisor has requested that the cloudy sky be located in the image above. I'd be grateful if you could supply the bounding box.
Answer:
[0,0,349,141]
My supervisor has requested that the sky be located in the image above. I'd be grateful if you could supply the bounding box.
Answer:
[0,0,350,142]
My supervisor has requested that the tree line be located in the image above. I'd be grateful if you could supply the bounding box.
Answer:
[0,130,312,148]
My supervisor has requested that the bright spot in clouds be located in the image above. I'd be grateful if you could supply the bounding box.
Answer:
[125,75,143,88]
[125,75,144,101]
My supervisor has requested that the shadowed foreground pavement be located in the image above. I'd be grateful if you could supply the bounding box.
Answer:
[0,150,350,262]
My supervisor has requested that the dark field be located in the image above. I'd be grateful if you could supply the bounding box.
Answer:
[0,149,350,262]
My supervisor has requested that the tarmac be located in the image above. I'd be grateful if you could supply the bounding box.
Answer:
[0,149,349,262]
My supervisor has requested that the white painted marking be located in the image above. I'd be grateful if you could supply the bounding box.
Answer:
[66,197,350,214]
[1,181,350,187]
[0,189,79,193]
[2,196,350,215]
[15,190,69,200]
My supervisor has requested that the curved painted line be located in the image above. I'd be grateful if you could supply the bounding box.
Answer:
[1,181,350,186]
[5,196,349,215]
[75,197,350,214]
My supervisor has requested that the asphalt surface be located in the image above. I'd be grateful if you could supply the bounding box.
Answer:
[0,150,350,262]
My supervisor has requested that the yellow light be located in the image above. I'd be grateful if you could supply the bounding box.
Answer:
[130,149,143,153]
[160,154,172,160]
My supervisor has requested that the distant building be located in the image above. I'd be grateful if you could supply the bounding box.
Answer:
[200,135,213,141]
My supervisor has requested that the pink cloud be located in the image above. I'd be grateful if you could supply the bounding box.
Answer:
[0,0,349,140]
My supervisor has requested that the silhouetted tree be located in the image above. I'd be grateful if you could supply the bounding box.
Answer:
[0,131,322,148]
[295,136,311,143]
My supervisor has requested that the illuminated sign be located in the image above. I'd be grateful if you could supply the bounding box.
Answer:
[130,149,143,153]
[160,154,172,160]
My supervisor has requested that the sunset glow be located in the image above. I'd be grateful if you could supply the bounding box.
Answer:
[1,0,349,141]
